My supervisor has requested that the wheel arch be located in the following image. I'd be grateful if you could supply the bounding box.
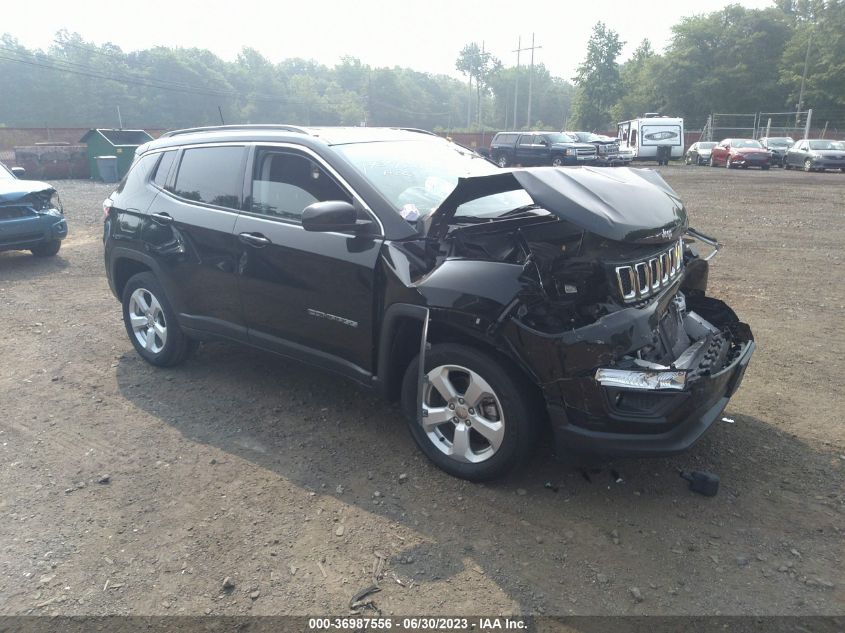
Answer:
[377,303,544,410]
[112,252,154,300]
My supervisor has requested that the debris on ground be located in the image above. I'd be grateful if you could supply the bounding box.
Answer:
[350,585,381,610]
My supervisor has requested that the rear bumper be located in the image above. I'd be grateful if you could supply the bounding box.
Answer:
[548,339,754,457]
[0,214,67,252]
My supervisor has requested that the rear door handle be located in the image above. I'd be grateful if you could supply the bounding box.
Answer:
[150,212,173,225]
[238,232,271,247]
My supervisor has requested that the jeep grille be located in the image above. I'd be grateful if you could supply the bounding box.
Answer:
[615,239,683,302]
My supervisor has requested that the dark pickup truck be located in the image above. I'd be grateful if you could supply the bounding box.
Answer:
[490,132,597,168]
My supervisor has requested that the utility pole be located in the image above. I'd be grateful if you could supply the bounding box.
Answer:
[478,41,485,128]
[525,33,542,129]
[512,36,522,130]
[797,28,813,127]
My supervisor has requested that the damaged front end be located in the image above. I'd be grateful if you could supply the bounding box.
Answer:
[0,180,67,252]
[413,166,754,457]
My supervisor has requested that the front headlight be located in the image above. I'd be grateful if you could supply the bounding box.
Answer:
[595,368,687,391]
[36,191,63,214]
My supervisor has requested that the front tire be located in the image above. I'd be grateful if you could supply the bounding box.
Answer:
[122,272,195,367]
[31,240,61,257]
[804,158,813,172]
[400,343,539,481]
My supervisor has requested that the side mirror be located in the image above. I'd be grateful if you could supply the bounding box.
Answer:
[11,166,26,177]
[302,200,372,233]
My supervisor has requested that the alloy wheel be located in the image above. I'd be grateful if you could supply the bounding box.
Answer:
[128,287,167,354]
[421,364,505,464]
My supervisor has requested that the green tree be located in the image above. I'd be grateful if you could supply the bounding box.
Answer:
[659,5,792,127]
[780,1,845,116]
[611,39,668,122]
[455,43,500,128]
[571,22,624,130]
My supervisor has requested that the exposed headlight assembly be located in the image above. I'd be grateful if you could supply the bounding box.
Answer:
[36,191,63,215]
[595,368,687,391]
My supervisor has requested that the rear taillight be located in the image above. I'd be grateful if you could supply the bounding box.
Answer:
[103,198,113,222]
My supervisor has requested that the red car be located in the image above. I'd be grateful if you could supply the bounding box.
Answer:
[709,139,771,170]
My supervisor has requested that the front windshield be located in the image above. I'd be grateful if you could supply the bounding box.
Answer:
[766,138,793,147]
[808,140,845,150]
[698,142,717,149]
[733,139,763,148]
[334,139,532,220]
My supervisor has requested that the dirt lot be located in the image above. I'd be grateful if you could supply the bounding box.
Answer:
[0,166,843,617]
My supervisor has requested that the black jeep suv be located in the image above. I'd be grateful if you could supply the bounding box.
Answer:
[103,125,754,481]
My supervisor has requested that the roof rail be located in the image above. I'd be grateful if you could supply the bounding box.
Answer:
[395,127,437,136]
[160,124,311,138]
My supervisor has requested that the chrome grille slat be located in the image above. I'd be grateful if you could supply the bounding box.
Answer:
[615,239,683,303]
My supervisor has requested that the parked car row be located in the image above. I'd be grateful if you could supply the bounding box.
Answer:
[684,137,845,172]
[489,131,632,168]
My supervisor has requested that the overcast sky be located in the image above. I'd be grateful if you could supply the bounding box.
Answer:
[4,0,775,80]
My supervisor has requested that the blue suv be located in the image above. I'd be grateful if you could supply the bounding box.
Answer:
[0,163,67,257]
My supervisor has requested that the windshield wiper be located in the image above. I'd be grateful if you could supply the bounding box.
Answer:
[498,204,544,218]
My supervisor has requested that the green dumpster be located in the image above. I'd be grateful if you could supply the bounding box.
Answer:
[80,129,154,181]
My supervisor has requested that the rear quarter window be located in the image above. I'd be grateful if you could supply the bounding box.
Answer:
[172,146,245,210]
[494,133,518,145]
[114,153,158,196]
[152,151,177,188]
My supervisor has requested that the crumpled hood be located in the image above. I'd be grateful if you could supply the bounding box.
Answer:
[427,166,688,244]
[0,179,55,204]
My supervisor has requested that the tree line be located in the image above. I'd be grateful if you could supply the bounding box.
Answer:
[0,1,842,134]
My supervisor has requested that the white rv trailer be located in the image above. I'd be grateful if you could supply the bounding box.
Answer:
[617,114,685,163]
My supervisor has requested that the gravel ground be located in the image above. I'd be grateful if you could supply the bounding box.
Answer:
[0,166,842,616]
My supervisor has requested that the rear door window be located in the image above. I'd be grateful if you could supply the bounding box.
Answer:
[172,146,246,210]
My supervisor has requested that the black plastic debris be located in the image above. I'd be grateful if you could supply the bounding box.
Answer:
[680,470,719,497]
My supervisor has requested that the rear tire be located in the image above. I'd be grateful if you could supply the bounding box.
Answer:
[400,343,539,481]
[709,155,716,167]
[726,157,733,169]
[496,154,509,168]
[31,240,61,257]
[121,272,195,367]
[551,154,565,167]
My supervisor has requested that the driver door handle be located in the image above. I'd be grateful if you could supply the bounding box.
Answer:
[238,232,271,247]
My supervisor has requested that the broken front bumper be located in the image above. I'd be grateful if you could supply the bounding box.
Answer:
[547,337,754,457]
[0,212,67,252]
[510,291,755,458]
